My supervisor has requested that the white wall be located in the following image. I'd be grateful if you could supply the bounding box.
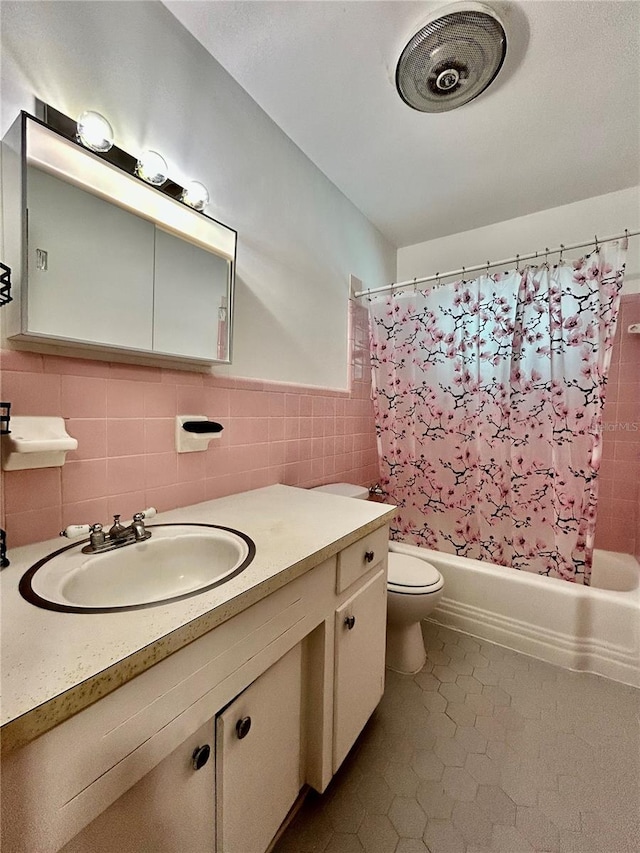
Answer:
[398,188,640,295]
[0,0,396,389]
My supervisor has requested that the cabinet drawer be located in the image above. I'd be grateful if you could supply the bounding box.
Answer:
[336,526,388,593]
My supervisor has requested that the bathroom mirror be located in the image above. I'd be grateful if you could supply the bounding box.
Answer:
[2,112,236,364]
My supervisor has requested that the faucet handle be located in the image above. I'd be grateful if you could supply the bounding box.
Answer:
[60,523,100,539]
[134,507,157,521]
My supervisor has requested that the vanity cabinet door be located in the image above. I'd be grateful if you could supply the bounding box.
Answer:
[26,166,155,350]
[216,643,303,853]
[333,568,387,772]
[60,720,215,853]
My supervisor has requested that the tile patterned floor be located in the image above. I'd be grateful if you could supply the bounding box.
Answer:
[273,622,640,853]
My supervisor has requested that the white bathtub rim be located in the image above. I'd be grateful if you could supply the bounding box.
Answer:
[389,542,640,600]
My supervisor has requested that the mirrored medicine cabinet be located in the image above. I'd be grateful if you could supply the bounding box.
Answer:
[1,111,236,365]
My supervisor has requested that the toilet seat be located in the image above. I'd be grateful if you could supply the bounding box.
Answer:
[387,553,443,595]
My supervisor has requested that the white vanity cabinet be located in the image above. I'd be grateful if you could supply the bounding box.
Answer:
[0,522,390,853]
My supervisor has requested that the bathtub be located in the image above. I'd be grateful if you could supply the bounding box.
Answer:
[389,543,640,688]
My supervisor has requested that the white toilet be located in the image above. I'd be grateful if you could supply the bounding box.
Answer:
[312,483,444,674]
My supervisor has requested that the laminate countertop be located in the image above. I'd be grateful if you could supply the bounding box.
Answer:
[0,485,395,753]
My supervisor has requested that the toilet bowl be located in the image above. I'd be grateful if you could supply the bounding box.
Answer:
[386,551,444,673]
[311,483,444,674]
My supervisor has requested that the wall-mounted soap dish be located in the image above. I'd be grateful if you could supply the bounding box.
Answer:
[1,416,78,471]
[175,415,223,453]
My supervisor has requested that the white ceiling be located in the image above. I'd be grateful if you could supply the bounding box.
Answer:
[163,1,640,248]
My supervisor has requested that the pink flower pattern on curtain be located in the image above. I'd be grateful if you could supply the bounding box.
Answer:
[369,241,627,585]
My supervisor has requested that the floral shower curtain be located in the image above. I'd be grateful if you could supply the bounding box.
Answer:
[369,240,627,585]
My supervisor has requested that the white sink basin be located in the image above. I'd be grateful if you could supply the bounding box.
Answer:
[21,525,255,612]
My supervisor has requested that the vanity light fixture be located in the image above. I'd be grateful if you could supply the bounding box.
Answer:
[135,149,169,186]
[181,180,209,211]
[76,110,114,153]
[43,104,214,216]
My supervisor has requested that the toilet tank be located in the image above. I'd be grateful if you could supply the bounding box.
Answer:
[311,483,369,500]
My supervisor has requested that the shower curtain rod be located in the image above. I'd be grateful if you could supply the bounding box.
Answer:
[354,228,640,299]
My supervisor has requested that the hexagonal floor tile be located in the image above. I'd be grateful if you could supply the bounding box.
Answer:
[454,726,487,754]
[423,818,466,853]
[441,766,478,802]
[434,736,468,767]
[474,784,517,826]
[416,780,455,820]
[451,800,494,848]
[445,701,477,728]
[411,749,445,782]
[388,796,427,839]
[357,774,394,815]
[357,814,399,853]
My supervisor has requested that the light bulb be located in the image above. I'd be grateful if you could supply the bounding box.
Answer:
[181,180,209,211]
[76,111,114,153]
[135,150,168,186]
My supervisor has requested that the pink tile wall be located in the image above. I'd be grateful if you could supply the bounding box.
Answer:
[0,304,380,548]
[595,293,640,556]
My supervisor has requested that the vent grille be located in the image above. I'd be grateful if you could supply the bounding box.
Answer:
[396,6,507,113]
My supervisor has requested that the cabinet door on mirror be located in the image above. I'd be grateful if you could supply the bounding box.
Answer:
[26,167,155,349]
[60,720,216,853]
[153,228,230,361]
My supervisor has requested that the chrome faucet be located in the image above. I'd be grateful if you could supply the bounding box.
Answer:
[60,508,156,554]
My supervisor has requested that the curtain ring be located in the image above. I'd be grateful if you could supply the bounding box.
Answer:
[486,260,491,277]
[436,272,441,288]
[544,248,549,265]
[461,266,466,281]
[413,277,418,294]
[515,254,520,271]
[559,244,565,264]
[594,234,599,252]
